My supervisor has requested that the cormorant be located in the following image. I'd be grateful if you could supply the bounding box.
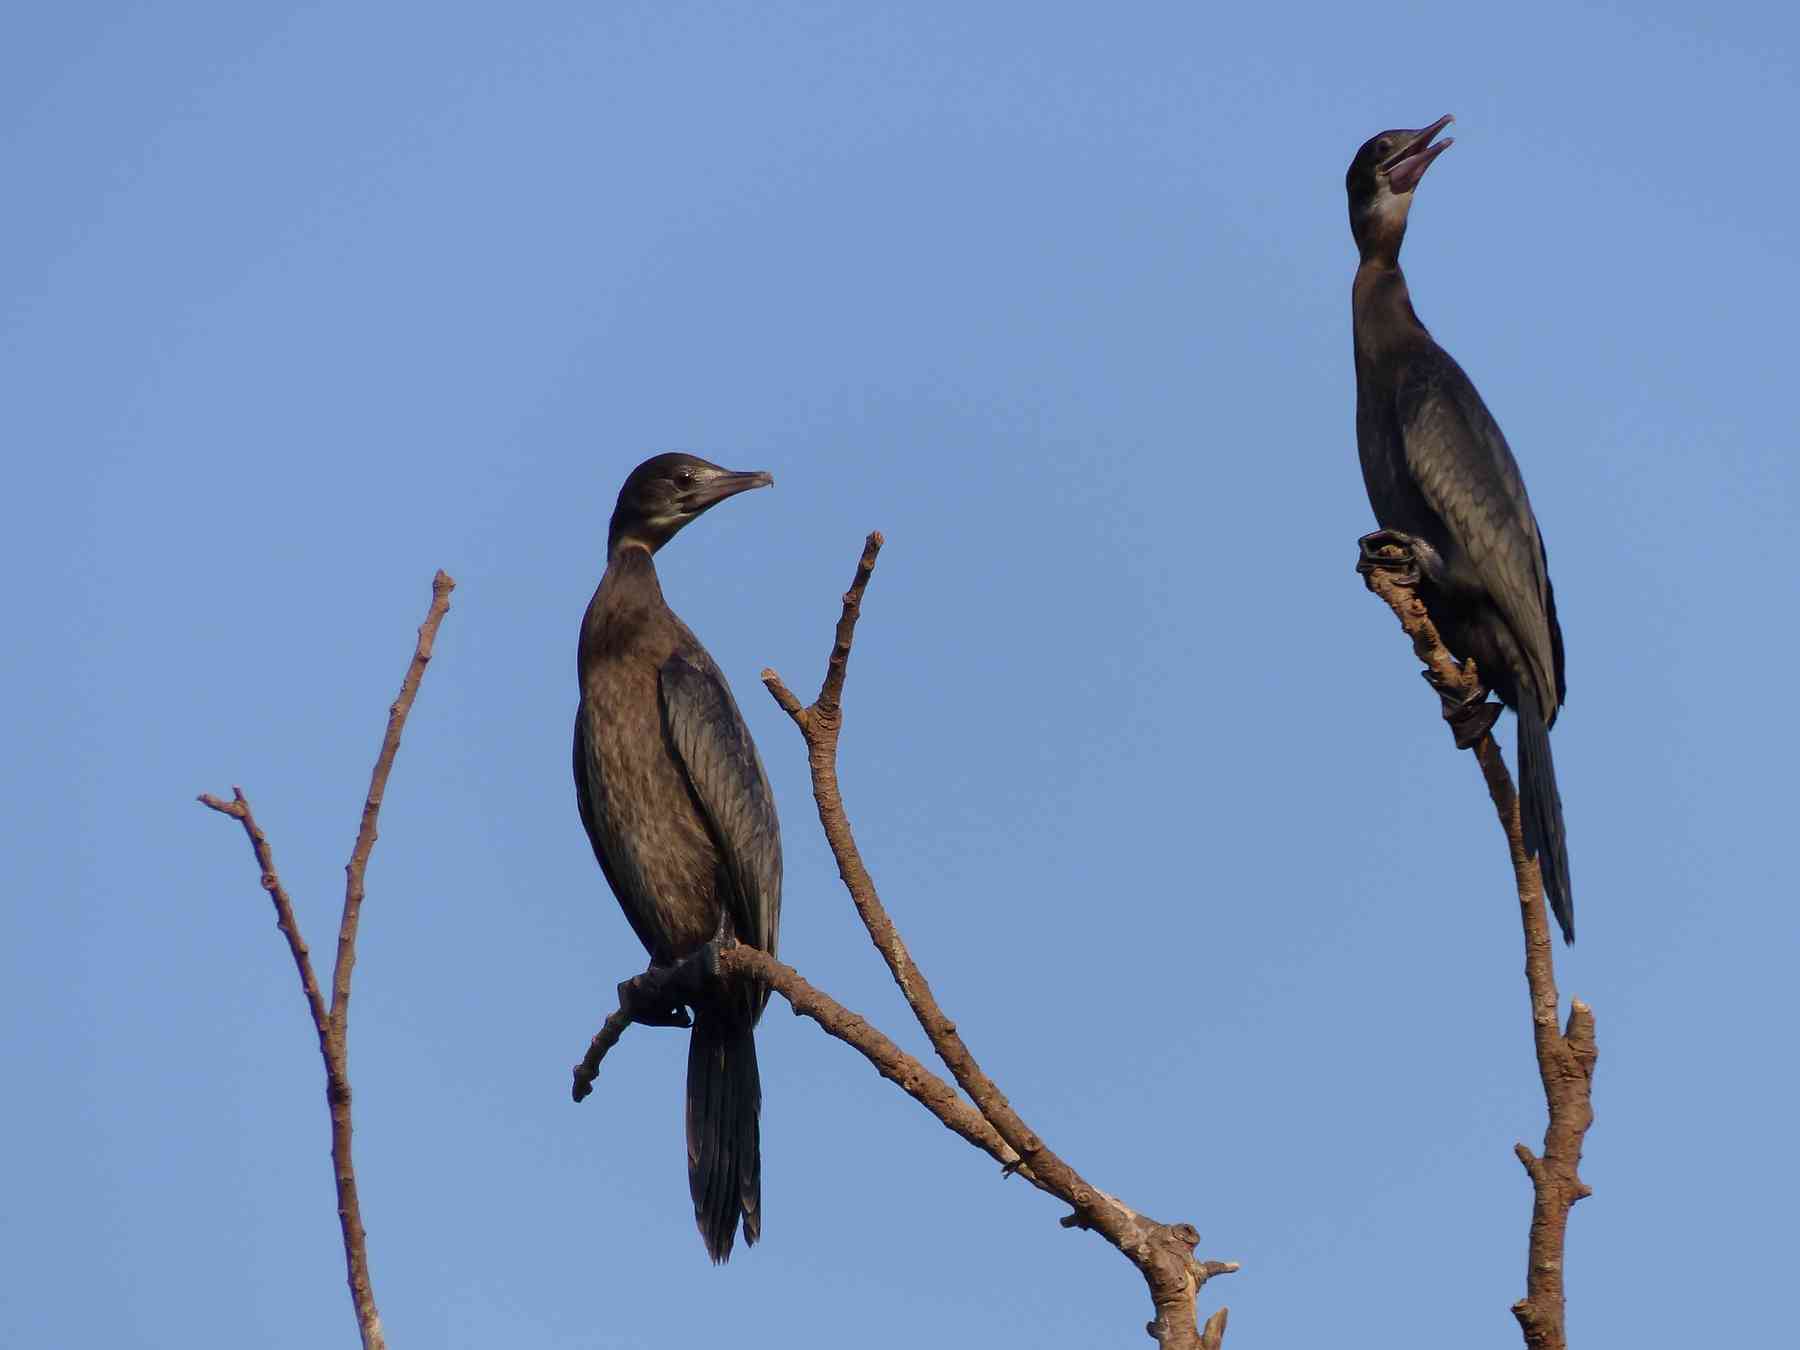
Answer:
[1346,116,1575,943]
[573,453,782,1260]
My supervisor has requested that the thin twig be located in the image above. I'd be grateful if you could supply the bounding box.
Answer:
[762,533,1235,1350]
[571,1006,637,1103]
[198,789,331,1048]
[200,569,456,1350]
[1361,551,1596,1350]
[335,569,457,1024]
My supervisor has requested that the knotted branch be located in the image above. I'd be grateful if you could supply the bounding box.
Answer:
[761,533,1236,1349]
[200,569,455,1350]
[1360,549,1595,1350]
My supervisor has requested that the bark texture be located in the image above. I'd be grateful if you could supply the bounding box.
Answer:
[1361,547,1596,1349]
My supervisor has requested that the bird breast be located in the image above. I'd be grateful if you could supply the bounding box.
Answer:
[583,654,726,959]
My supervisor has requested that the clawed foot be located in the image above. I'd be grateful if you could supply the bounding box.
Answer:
[617,970,692,1028]
[1444,696,1502,749]
[617,938,743,1028]
[1356,529,1421,587]
[1422,671,1503,749]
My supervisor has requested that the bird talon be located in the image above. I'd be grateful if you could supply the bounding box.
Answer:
[618,970,693,1027]
[1444,694,1503,749]
[1356,529,1421,585]
[1417,672,1501,748]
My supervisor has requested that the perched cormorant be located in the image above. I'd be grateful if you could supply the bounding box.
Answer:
[1346,116,1575,943]
[573,453,782,1260]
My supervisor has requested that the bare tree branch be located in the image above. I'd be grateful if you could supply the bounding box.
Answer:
[199,788,333,1046]
[201,569,456,1350]
[763,533,1237,1349]
[574,944,1058,1188]
[1360,548,1596,1350]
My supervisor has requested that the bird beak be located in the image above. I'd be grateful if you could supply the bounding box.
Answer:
[1381,114,1454,194]
[689,467,774,512]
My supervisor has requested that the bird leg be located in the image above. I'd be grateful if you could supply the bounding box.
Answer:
[1357,529,1496,746]
[616,931,745,1028]
[1421,669,1504,749]
[616,965,693,1029]
[1446,698,1503,749]
[1356,528,1423,586]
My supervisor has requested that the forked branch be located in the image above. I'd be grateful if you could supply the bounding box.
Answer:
[762,534,1236,1349]
[1360,548,1596,1350]
[200,569,455,1350]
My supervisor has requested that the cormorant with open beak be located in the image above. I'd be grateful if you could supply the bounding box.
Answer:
[1346,117,1575,942]
[573,453,782,1259]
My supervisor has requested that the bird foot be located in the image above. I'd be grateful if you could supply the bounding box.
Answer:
[1444,697,1502,749]
[617,968,692,1028]
[1423,672,1503,749]
[618,939,744,1028]
[1356,529,1422,587]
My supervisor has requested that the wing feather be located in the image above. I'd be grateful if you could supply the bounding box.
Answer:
[1397,350,1562,710]
[657,654,782,957]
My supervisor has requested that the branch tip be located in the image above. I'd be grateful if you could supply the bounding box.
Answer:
[765,533,1233,1345]
[198,571,451,1350]
[761,668,806,722]
[1359,550,1595,1350]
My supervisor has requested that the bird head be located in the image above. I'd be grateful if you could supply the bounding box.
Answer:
[607,453,774,556]
[1346,115,1454,262]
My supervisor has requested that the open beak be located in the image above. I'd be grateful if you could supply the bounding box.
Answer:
[1381,114,1454,194]
[689,467,774,512]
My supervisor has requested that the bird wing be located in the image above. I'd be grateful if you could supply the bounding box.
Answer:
[657,653,782,957]
[572,705,664,957]
[1397,348,1564,711]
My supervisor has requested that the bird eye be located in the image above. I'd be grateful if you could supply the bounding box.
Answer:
[675,468,695,487]
[1374,139,1391,159]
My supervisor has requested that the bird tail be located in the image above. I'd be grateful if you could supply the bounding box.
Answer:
[1517,689,1574,943]
[686,1007,762,1262]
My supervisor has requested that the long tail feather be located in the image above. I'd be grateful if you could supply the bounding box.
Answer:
[685,1010,761,1262]
[1517,689,1574,943]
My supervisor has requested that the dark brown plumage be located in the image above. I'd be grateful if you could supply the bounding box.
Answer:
[573,453,781,1259]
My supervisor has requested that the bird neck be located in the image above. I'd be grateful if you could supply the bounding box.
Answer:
[581,545,668,666]
[1352,260,1428,365]
[607,539,659,570]
[1351,188,1413,266]
[608,516,672,556]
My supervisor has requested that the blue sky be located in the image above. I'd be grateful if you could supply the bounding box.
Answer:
[5,3,1796,1346]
